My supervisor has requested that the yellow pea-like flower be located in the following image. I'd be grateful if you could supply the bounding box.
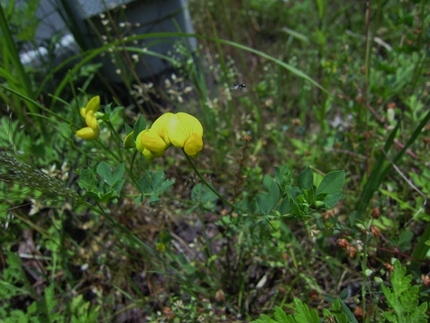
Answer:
[76,96,101,140]
[134,112,204,159]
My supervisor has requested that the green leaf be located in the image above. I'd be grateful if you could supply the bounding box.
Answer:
[44,285,59,321]
[137,170,174,202]
[191,183,218,210]
[77,168,97,191]
[337,299,359,323]
[303,187,315,205]
[251,314,277,323]
[314,0,326,19]
[113,179,126,196]
[137,173,152,194]
[274,165,293,186]
[397,230,413,251]
[278,197,291,215]
[133,115,147,140]
[293,297,320,323]
[96,162,112,184]
[323,192,343,209]
[125,123,133,134]
[256,180,280,215]
[263,174,274,190]
[382,260,429,323]
[70,295,100,323]
[273,306,294,322]
[251,306,294,323]
[290,198,305,218]
[111,163,125,184]
[298,167,313,190]
[97,162,125,187]
[316,170,345,196]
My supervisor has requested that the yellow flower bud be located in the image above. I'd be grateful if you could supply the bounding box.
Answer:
[85,111,98,130]
[85,96,100,114]
[80,107,87,118]
[76,126,99,140]
[76,96,101,141]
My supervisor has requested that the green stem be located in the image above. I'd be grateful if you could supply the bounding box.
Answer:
[362,0,372,127]
[0,4,34,100]
[104,121,124,159]
[361,218,373,322]
[183,151,243,213]
[0,85,71,125]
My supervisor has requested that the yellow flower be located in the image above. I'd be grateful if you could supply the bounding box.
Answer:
[76,126,99,140]
[76,96,100,140]
[169,112,203,157]
[135,112,204,159]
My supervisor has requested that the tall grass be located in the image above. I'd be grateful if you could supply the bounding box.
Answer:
[1,0,429,321]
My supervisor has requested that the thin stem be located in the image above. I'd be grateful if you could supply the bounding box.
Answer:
[104,120,124,160]
[183,151,243,213]
[361,232,369,320]
[0,4,34,100]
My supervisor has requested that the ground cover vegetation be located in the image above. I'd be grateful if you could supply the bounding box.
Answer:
[0,0,429,321]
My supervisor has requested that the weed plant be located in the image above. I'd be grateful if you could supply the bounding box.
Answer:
[0,0,430,322]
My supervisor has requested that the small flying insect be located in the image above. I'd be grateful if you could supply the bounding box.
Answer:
[232,82,246,90]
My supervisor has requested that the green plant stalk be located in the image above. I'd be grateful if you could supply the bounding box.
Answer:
[209,18,235,132]
[355,122,399,218]
[361,218,373,322]
[93,203,206,296]
[0,4,36,114]
[49,46,176,109]
[0,31,323,126]
[355,108,430,220]
[93,202,166,265]
[42,32,325,109]
[2,84,128,165]
[410,222,430,271]
[184,151,243,212]
[409,2,427,94]
[0,85,71,125]
[362,0,372,127]
[103,120,124,160]
[338,298,360,323]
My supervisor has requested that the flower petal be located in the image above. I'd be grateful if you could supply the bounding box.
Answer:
[142,148,154,160]
[135,130,145,152]
[142,148,166,160]
[85,96,100,114]
[80,107,87,118]
[151,112,174,144]
[141,129,169,152]
[183,133,203,156]
[168,113,203,148]
[85,111,98,130]
[76,127,99,140]
[176,112,203,136]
